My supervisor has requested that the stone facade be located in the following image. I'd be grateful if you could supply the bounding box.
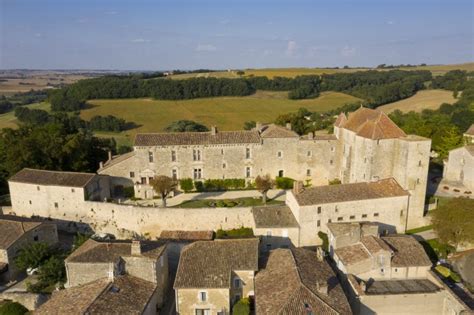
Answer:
[99,108,430,229]
[443,145,474,191]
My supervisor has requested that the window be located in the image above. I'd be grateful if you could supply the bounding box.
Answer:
[328,219,332,223]
[148,151,153,163]
[54,202,58,208]
[222,163,226,169]
[306,169,311,176]
[33,235,39,241]
[317,220,320,227]
[29,200,32,205]
[193,168,202,180]
[330,160,333,165]
[416,178,420,184]
[172,169,177,180]
[246,167,251,178]
[278,170,284,177]
[171,150,176,162]
[418,160,422,167]
[246,148,251,159]
[71,188,75,193]
[130,172,135,178]
[198,291,207,302]
[335,205,339,213]
[307,151,312,157]
[193,149,201,161]
[148,177,153,183]
[394,268,398,273]
[37,186,40,191]
[400,210,404,217]
[234,295,241,304]
[234,278,241,288]
[331,146,335,152]
[317,206,321,214]
[362,214,367,218]
[221,149,224,155]
[337,217,343,221]
[141,177,146,184]
[277,151,282,158]
[350,215,355,220]
[195,309,210,315]
[374,213,379,217]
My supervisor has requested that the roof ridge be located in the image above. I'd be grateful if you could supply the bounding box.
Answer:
[83,279,113,314]
[20,168,96,176]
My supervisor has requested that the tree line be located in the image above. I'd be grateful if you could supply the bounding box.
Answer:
[0,90,48,114]
[48,70,432,111]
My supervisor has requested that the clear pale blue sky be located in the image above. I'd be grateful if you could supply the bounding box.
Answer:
[1,0,473,70]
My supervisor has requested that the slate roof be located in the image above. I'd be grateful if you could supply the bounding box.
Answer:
[66,239,167,263]
[0,216,44,249]
[465,124,474,135]
[35,275,157,315]
[255,248,352,315]
[174,239,259,289]
[134,130,261,146]
[9,168,96,187]
[381,235,432,267]
[259,124,299,138]
[340,107,406,140]
[252,205,299,228]
[293,178,408,206]
[365,279,440,295]
[159,230,214,241]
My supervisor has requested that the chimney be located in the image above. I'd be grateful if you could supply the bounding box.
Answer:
[308,132,314,140]
[256,122,262,130]
[360,280,367,292]
[285,123,292,130]
[131,240,141,256]
[292,181,304,195]
[107,151,112,162]
[99,161,104,169]
[316,247,325,261]
[316,281,328,295]
[211,126,217,135]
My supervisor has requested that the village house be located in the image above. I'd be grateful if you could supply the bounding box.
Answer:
[64,238,169,309]
[327,222,468,314]
[0,215,58,283]
[35,274,159,315]
[98,107,431,229]
[255,247,352,314]
[174,239,259,315]
[443,145,474,192]
[286,178,410,246]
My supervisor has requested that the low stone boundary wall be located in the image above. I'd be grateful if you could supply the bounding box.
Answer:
[0,291,49,311]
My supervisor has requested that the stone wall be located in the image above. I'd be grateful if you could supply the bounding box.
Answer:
[176,288,230,315]
[443,146,474,191]
[0,292,48,311]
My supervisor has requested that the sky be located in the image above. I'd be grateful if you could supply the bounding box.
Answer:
[0,0,473,70]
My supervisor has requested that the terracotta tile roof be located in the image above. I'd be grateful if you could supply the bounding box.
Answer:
[159,230,214,241]
[259,124,299,138]
[174,239,259,289]
[35,275,157,315]
[252,205,299,228]
[294,178,408,206]
[66,239,167,263]
[361,235,392,255]
[134,130,260,146]
[334,243,371,266]
[381,235,432,267]
[0,216,44,249]
[9,168,96,187]
[101,151,136,170]
[465,124,474,135]
[334,112,347,128]
[255,248,351,315]
[341,107,406,140]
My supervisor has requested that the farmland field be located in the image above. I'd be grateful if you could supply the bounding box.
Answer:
[0,102,51,130]
[81,91,361,145]
[169,62,474,79]
[378,90,456,113]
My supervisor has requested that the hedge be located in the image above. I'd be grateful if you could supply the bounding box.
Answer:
[275,177,295,189]
[232,298,250,315]
[216,227,254,239]
[179,178,194,192]
[194,178,246,192]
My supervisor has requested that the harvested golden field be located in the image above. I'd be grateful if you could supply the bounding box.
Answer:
[378,90,456,114]
[82,91,361,146]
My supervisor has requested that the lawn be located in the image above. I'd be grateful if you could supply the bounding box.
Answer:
[81,91,361,146]
[0,101,51,130]
[172,197,284,208]
[378,89,456,113]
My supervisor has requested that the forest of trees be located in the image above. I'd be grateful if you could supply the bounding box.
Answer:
[47,69,432,111]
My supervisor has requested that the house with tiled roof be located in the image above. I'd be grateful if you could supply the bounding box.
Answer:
[0,215,58,283]
[286,178,410,246]
[64,238,169,309]
[8,168,111,219]
[327,223,468,314]
[255,247,352,315]
[35,274,159,315]
[174,239,259,315]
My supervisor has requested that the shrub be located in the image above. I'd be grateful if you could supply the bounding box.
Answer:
[216,227,254,239]
[232,297,250,315]
[73,233,90,251]
[275,177,295,189]
[15,242,52,271]
[329,178,342,185]
[179,178,194,192]
[123,186,135,199]
[194,181,204,192]
[318,231,329,252]
[193,178,246,192]
[37,256,66,285]
[0,301,28,315]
